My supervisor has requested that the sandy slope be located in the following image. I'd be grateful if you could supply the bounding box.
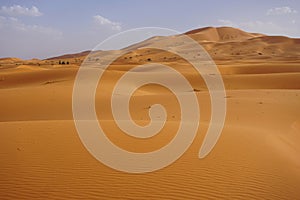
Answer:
[0,27,300,199]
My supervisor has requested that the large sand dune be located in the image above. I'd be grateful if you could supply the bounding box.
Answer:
[0,27,300,199]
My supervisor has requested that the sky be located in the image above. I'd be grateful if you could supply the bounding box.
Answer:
[0,0,299,59]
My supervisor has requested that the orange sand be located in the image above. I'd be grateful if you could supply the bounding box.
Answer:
[0,27,300,199]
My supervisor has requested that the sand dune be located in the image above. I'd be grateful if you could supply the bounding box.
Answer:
[185,26,264,42]
[0,27,300,199]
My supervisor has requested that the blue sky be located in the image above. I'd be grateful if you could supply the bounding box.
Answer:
[0,0,299,59]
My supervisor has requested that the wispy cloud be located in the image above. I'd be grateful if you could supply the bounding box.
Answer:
[0,5,42,17]
[93,15,121,31]
[266,6,297,16]
[0,16,62,39]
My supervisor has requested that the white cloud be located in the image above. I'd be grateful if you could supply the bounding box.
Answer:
[0,5,42,17]
[0,16,62,39]
[267,6,297,15]
[93,15,121,31]
[0,16,64,59]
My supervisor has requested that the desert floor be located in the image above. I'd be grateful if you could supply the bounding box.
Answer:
[0,55,300,200]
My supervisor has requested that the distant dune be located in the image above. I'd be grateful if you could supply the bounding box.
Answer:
[0,27,300,200]
[45,50,91,60]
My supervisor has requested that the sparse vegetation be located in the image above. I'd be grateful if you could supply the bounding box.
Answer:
[58,60,69,65]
